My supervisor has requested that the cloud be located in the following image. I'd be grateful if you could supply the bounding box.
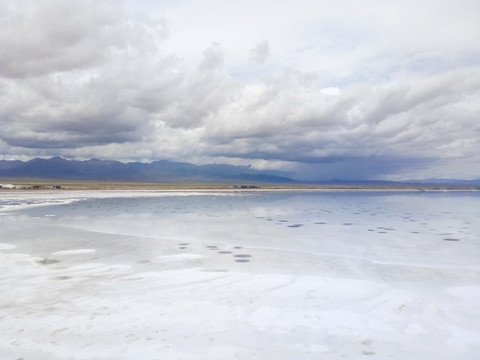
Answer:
[249,41,270,64]
[198,42,224,71]
[0,1,132,78]
[196,67,480,177]
[320,87,341,96]
[0,0,479,180]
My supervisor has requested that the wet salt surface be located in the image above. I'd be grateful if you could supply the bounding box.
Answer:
[0,190,480,359]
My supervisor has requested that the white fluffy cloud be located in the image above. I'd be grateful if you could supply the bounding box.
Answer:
[0,0,479,180]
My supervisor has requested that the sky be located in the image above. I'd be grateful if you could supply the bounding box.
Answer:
[0,0,479,180]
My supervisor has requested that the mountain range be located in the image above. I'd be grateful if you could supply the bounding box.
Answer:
[0,157,296,184]
[1,157,479,186]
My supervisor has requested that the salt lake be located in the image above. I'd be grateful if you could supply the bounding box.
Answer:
[0,190,479,359]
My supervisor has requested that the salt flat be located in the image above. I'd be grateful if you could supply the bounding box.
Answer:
[0,190,479,359]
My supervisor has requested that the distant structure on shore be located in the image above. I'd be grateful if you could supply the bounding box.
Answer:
[0,184,61,190]
[0,184,15,189]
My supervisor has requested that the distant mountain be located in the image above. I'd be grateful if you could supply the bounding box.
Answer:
[312,178,480,187]
[0,160,23,170]
[1,158,479,186]
[0,157,296,184]
[411,178,480,186]
[315,178,406,187]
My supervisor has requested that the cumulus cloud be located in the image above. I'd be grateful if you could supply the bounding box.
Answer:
[195,67,480,179]
[0,1,130,78]
[0,0,479,180]
[249,41,270,64]
[199,42,224,71]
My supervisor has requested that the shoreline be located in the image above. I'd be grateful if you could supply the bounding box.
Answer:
[1,180,479,192]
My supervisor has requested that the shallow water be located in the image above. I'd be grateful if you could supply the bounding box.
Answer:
[1,190,479,359]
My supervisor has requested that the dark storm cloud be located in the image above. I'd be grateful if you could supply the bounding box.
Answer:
[199,67,480,178]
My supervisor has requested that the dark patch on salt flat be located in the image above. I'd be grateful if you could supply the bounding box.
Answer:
[443,238,460,242]
[410,231,420,234]
[235,259,250,263]
[218,251,232,254]
[378,226,395,231]
[278,220,289,223]
[234,254,252,258]
[233,246,243,249]
[54,276,71,280]
[377,231,387,234]
[343,223,353,226]
[314,222,326,225]
[37,258,60,265]
[206,245,218,249]
[178,243,189,246]
[368,229,374,232]
[179,246,187,249]
[288,224,303,228]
